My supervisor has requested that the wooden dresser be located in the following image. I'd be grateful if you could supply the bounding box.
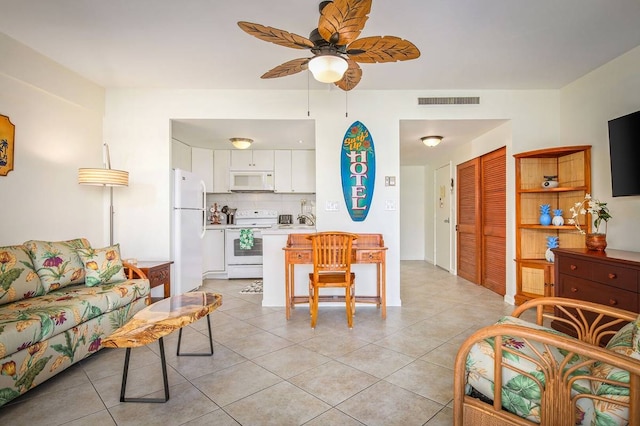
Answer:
[554,248,640,313]
[552,248,640,340]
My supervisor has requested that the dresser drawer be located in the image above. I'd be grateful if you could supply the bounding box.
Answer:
[556,257,592,280]
[559,275,639,312]
[592,265,638,292]
[286,250,312,264]
[355,250,383,263]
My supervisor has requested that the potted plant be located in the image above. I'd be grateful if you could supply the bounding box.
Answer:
[567,194,612,251]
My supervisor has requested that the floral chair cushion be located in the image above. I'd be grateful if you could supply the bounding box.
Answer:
[633,314,640,354]
[23,239,91,292]
[77,244,127,287]
[589,316,640,424]
[0,246,46,307]
[466,315,596,424]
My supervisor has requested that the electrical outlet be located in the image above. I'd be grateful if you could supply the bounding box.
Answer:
[384,176,396,186]
[385,200,396,210]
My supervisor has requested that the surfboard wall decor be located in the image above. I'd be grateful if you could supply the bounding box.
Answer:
[341,121,376,222]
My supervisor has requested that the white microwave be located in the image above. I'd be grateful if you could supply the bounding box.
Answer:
[229,171,274,192]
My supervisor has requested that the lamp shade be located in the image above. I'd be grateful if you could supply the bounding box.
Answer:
[78,168,129,186]
[230,138,253,149]
[308,55,348,83]
[421,136,443,147]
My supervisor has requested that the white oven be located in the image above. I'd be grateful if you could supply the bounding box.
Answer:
[225,210,278,279]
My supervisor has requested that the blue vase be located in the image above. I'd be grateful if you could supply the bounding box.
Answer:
[539,213,552,226]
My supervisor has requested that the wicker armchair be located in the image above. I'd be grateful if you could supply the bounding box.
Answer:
[454,297,640,425]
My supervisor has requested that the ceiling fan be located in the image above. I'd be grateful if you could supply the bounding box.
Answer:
[238,0,420,91]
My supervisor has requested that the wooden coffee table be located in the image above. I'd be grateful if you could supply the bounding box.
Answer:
[102,291,223,403]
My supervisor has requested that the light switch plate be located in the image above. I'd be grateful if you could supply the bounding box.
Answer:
[325,201,339,211]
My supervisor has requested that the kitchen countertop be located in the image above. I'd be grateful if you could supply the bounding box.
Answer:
[206,224,316,233]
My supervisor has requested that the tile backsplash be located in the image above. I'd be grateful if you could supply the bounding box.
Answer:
[205,192,315,220]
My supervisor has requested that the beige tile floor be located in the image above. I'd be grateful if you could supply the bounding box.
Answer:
[0,261,514,425]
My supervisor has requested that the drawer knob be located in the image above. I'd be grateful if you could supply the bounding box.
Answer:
[609,299,618,306]
[608,273,617,279]
[570,264,578,271]
[368,253,374,259]
[297,254,303,259]
[570,287,578,292]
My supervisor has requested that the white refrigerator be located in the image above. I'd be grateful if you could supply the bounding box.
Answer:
[173,169,206,295]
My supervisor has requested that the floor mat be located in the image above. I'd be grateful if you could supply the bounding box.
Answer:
[239,280,263,294]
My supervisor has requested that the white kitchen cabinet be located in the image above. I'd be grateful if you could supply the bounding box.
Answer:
[230,150,274,171]
[203,229,225,274]
[274,150,292,193]
[274,150,315,193]
[213,149,231,193]
[171,139,192,171]
[191,147,214,192]
[291,150,315,193]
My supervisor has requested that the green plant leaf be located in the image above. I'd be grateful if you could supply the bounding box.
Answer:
[0,387,21,406]
[0,268,23,291]
[504,374,542,400]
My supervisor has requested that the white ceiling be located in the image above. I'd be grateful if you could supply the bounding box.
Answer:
[3,0,640,164]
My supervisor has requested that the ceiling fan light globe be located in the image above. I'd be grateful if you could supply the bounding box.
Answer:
[308,55,348,83]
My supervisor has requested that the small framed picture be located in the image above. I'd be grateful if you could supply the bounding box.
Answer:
[0,114,15,176]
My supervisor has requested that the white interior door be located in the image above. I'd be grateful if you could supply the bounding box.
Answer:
[435,164,452,271]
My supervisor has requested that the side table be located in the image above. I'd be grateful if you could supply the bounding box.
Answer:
[136,261,173,300]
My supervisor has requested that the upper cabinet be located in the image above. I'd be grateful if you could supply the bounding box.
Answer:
[213,150,230,193]
[191,147,214,193]
[171,139,191,171]
[274,150,315,193]
[514,145,591,306]
[291,150,316,193]
[230,150,274,171]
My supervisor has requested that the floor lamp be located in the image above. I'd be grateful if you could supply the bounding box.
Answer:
[78,143,129,246]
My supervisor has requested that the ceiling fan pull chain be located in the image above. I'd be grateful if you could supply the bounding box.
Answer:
[307,71,311,117]
[345,90,348,118]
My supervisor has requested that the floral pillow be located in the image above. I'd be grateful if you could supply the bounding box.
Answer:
[632,314,640,356]
[78,244,127,287]
[23,238,91,292]
[0,245,46,306]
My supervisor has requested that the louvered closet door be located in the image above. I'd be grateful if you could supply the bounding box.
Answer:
[481,147,506,296]
[457,158,481,284]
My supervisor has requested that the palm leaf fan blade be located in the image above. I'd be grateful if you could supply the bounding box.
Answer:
[318,0,372,45]
[261,58,310,79]
[347,36,420,63]
[238,21,314,49]
[334,60,362,91]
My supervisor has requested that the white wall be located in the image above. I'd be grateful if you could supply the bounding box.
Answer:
[104,89,561,305]
[400,166,425,260]
[0,33,106,246]
[559,45,640,252]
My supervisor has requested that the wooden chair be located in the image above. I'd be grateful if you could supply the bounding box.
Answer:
[307,232,358,328]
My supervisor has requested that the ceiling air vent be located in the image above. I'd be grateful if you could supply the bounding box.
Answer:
[418,97,480,105]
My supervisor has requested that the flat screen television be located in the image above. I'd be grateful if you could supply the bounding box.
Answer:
[608,110,640,197]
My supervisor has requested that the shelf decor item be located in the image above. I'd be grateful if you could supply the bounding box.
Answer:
[552,209,564,226]
[539,204,552,226]
[545,236,559,262]
[541,175,559,188]
[568,193,612,251]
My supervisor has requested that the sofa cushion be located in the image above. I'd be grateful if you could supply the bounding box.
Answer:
[633,314,640,355]
[23,238,91,292]
[466,315,595,424]
[78,244,127,287]
[0,278,149,359]
[0,246,46,307]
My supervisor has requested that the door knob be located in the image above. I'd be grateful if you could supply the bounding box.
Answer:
[444,218,450,223]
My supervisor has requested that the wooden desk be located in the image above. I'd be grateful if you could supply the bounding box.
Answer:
[136,261,173,299]
[283,233,387,320]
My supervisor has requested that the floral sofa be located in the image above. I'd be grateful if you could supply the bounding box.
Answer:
[0,238,150,407]
[454,297,640,425]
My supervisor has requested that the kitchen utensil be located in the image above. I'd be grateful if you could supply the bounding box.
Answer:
[221,205,229,214]
[278,214,292,224]
[227,208,237,225]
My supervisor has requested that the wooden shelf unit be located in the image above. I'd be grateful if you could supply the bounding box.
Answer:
[514,145,591,306]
